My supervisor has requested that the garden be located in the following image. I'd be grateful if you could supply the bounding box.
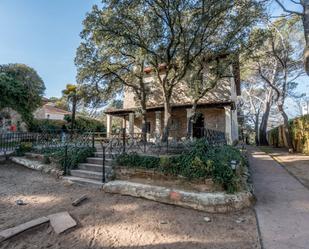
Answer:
[114,139,247,194]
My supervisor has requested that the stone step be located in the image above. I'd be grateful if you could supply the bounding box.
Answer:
[78,163,113,172]
[63,176,104,188]
[94,152,118,158]
[86,157,113,165]
[70,169,103,181]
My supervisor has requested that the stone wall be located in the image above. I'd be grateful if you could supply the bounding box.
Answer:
[103,180,254,213]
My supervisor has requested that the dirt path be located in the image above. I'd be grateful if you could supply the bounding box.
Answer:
[249,147,309,249]
[0,161,260,249]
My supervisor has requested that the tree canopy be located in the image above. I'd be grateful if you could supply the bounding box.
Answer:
[76,0,264,139]
[0,63,45,125]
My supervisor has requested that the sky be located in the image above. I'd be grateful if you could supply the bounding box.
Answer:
[0,0,99,98]
[0,0,308,117]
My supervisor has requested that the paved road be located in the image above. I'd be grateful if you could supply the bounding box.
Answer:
[248,147,309,249]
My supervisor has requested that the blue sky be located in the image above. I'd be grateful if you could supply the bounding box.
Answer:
[0,0,99,97]
[0,0,308,113]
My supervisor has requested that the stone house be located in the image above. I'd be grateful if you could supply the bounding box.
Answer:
[105,56,240,144]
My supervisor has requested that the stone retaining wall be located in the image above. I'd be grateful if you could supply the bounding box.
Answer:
[10,157,63,178]
[103,180,254,213]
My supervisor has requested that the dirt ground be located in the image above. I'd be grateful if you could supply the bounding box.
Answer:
[259,146,309,189]
[0,161,260,249]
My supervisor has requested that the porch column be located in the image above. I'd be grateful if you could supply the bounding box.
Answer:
[186,108,193,139]
[106,114,112,138]
[121,116,126,130]
[129,113,134,135]
[155,111,162,138]
[224,106,232,144]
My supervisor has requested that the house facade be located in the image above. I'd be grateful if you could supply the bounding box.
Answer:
[105,57,240,144]
[33,102,71,121]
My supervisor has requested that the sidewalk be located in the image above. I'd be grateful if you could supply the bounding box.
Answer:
[259,146,309,189]
[248,146,309,249]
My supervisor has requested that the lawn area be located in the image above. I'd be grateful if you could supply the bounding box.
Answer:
[0,161,260,249]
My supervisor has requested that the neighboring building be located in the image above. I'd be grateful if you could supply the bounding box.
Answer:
[33,102,71,120]
[0,99,70,132]
[105,55,240,144]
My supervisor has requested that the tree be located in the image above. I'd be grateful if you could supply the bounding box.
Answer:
[76,16,150,139]
[273,0,309,75]
[241,80,265,145]
[62,84,80,131]
[76,0,264,140]
[184,54,236,138]
[244,18,305,151]
[0,63,45,126]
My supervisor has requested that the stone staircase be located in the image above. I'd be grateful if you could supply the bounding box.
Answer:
[63,148,117,187]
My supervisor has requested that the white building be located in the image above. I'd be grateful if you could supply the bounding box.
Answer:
[33,102,71,120]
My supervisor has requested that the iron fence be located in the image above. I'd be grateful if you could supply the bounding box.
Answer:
[0,130,95,153]
[0,128,226,181]
[99,128,226,157]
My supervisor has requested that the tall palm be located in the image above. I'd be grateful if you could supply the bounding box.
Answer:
[62,84,78,131]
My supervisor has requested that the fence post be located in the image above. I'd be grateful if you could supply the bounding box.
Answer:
[92,133,95,149]
[102,146,106,183]
[143,135,146,153]
[122,128,126,154]
[64,145,68,175]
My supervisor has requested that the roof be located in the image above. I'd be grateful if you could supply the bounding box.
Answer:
[105,101,235,116]
[43,105,71,115]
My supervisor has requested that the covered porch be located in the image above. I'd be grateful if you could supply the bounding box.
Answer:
[104,102,238,144]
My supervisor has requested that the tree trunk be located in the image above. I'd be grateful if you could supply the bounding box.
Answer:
[259,101,271,146]
[141,102,147,142]
[71,95,77,131]
[278,104,294,152]
[187,100,198,139]
[303,0,309,75]
[162,101,172,142]
[255,113,259,146]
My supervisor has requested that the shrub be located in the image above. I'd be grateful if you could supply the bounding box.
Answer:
[38,146,95,170]
[16,142,33,156]
[204,145,244,193]
[115,138,246,193]
[116,153,160,169]
[29,119,67,132]
[65,115,106,132]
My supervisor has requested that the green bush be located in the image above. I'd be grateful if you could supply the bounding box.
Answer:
[16,142,33,156]
[29,119,67,132]
[29,115,105,132]
[65,115,106,132]
[38,146,95,170]
[115,138,246,193]
[116,153,160,169]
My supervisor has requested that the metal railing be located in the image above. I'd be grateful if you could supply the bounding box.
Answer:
[0,130,95,153]
[0,129,226,182]
[98,128,226,157]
